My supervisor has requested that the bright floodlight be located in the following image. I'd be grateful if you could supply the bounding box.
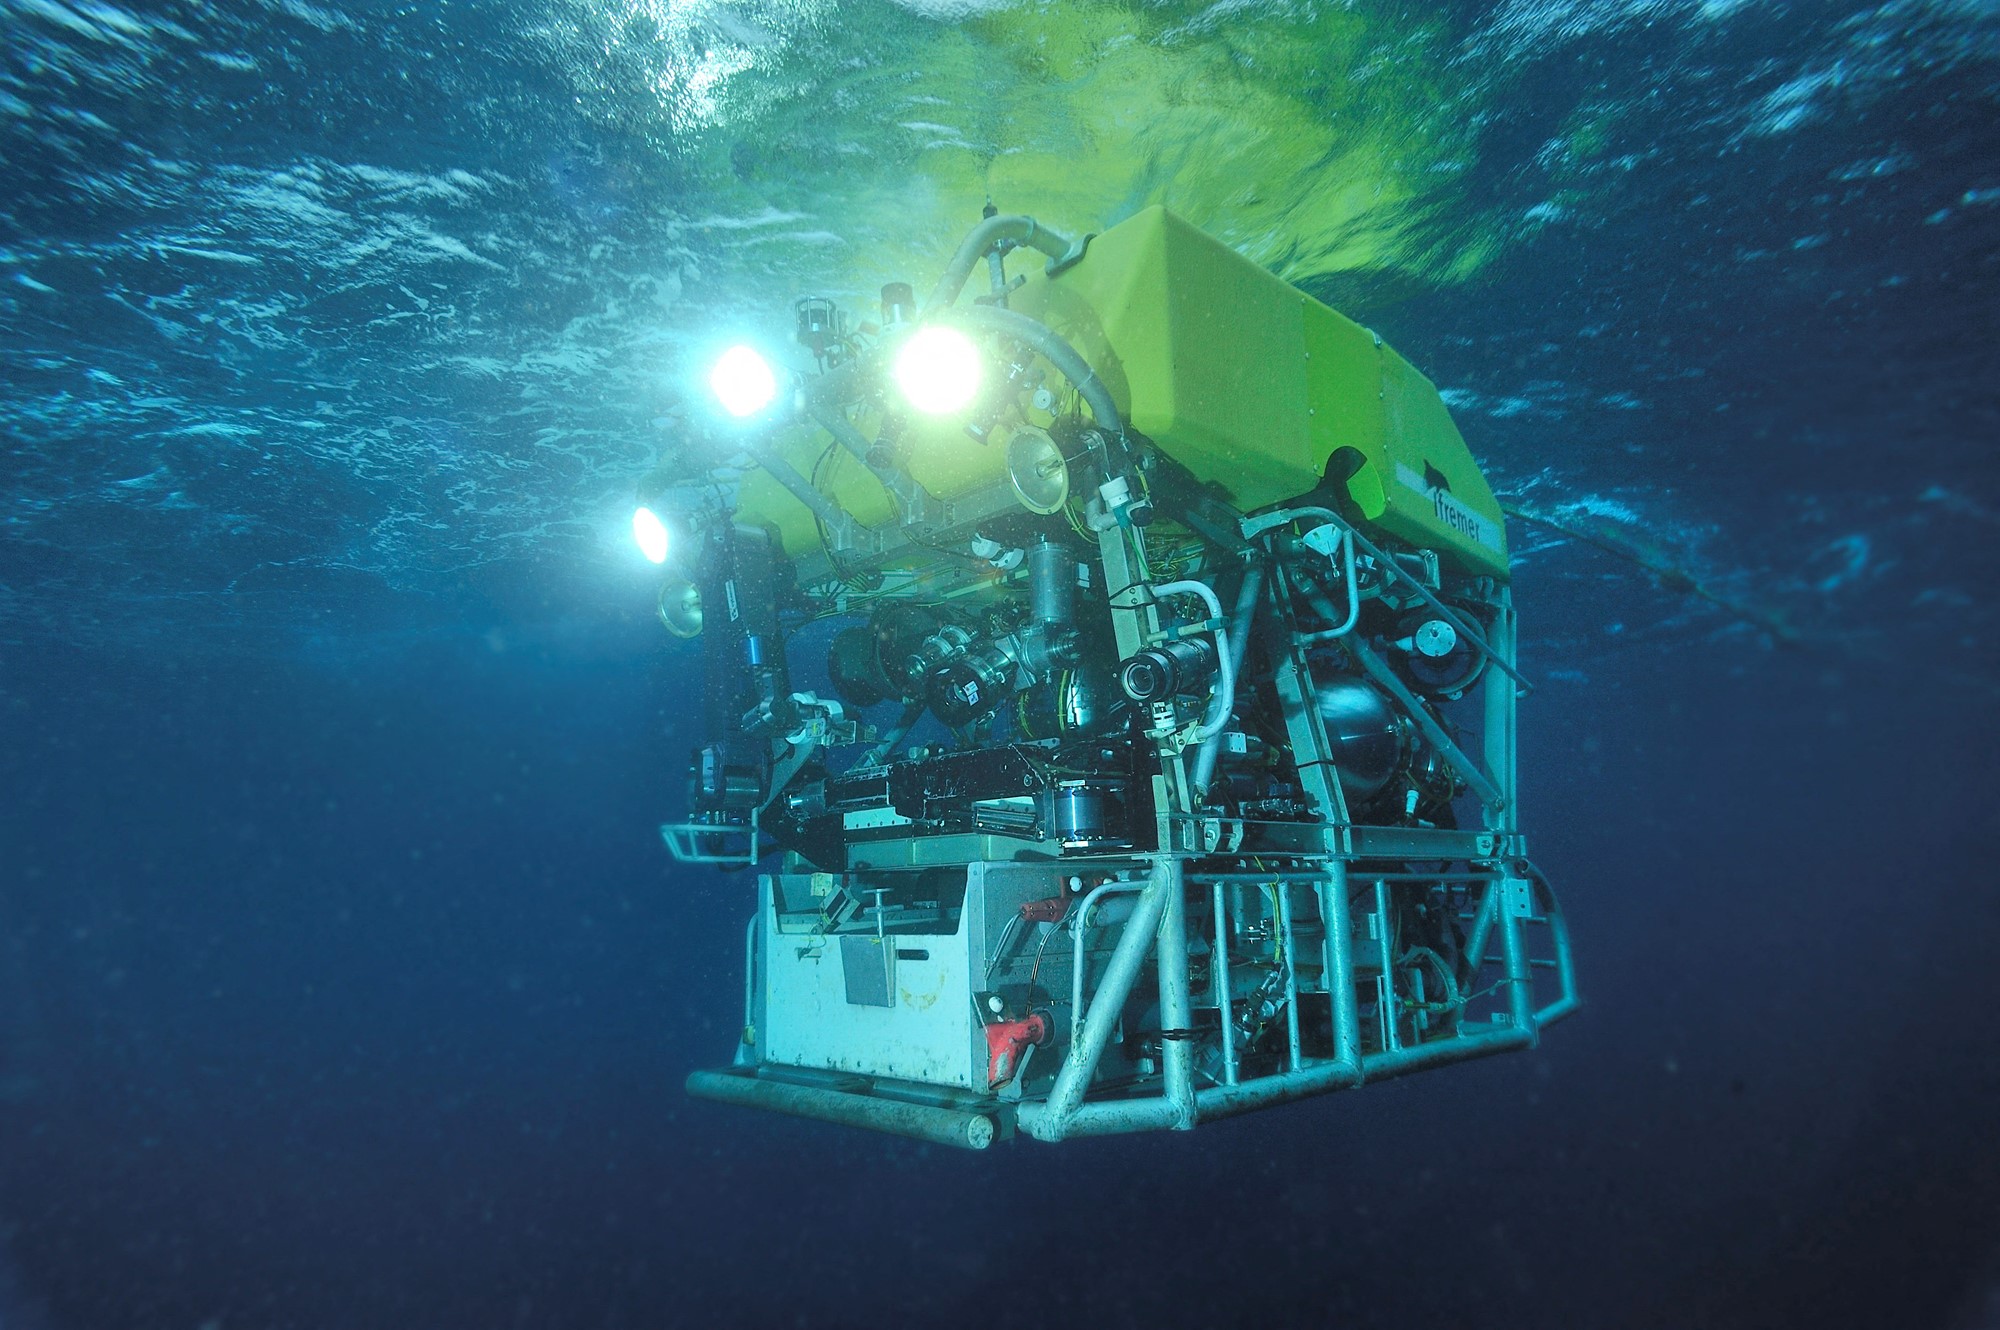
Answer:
[632,506,670,565]
[893,325,983,415]
[709,344,778,418]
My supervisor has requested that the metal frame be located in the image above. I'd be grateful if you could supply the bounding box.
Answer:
[676,213,1578,1147]
[659,812,760,866]
[687,571,1579,1147]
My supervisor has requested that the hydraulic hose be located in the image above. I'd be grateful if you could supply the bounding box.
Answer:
[922,214,1075,315]
[1298,527,1360,641]
[1243,505,1531,694]
[945,303,1123,439]
[1190,565,1263,797]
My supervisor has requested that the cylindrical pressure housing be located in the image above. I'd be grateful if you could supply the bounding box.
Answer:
[1029,538,1073,628]
[1119,638,1218,704]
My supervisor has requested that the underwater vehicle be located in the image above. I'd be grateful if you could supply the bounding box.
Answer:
[636,205,1577,1148]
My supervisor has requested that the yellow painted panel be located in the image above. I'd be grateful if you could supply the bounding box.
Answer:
[734,205,1507,576]
[1018,205,1508,576]
[1366,349,1509,576]
[736,423,897,560]
[1012,206,1321,511]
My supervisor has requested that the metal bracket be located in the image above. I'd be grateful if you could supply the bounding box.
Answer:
[1045,232,1096,278]
[660,812,761,866]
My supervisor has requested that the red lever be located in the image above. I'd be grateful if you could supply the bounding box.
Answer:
[1018,896,1068,924]
[984,1012,1051,1088]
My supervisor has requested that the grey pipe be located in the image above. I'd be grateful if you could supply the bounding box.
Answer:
[1212,879,1238,1087]
[1462,882,1499,995]
[805,398,923,516]
[1535,895,1581,1025]
[1039,1098,1178,1136]
[1157,870,1196,1130]
[1275,878,1303,1072]
[1483,588,1519,835]
[1022,857,1178,1142]
[1190,565,1263,797]
[1516,859,1580,1025]
[947,303,1123,438]
[1500,883,1537,1042]
[1070,882,1145,1047]
[1197,861,1363,1123]
[686,1070,998,1150]
[1193,1056,1363,1121]
[1359,1025,1532,1084]
[1038,860,1192,1137]
[1242,505,1531,694]
[862,701,924,767]
[1348,636,1507,811]
[753,447,849,532]
[738,912,758,1067]
[923,214,1074,314]
[1322,860,1361,1069]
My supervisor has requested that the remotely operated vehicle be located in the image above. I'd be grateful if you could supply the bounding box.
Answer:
[634,206,1576,1148]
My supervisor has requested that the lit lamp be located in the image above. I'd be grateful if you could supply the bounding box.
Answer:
[893,326,983,415]
[632,505,671,564]
[708,344,778,419]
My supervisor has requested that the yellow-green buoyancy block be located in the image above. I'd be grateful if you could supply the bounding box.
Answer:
[734,205,1506,579]
[1011,205,1507,578]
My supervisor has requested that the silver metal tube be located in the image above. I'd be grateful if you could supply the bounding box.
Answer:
[923,214,1075,314]
[1158,872,1195,1130]
[752,447,849,531]
[1358,1025,1532,1083]
[1212,880,1238,1087]
[1500,886,1538,1043]
[1484,588,1520,837]
[1373,877,1400,1052]
[686,1071,998,1150]
[1291,530,1359,644]
[1049,1098,1179,1136]
[1151,578,1233,743]
[1194,1053,1361,1121]
[1191,565,1263,797]
[1275,880,1303,1072]
[1070,882,1145,1046]
[948,303,1122,436]
[1526,863,1580,1024]
[804,398,921,513]
[1242,505,1531,693]
[1536,905,1581,1025]
[1349,636,1506,811]
[1023,857,1178,1143]
[1330,529,1360,636]
[1462,882,1498,978]
[1027,873,1193,1139]
[1029,538,1073,628]
[862,701,924,768]
[742,911,758,1052]
[1323,860,1361,1068]
[1196,861,1365,1124]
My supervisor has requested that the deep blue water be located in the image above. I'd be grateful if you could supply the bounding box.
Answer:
[3,1,1999,1327]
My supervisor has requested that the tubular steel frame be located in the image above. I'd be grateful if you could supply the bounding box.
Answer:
[681,216,1576,1146]
[689,538,1578,1147]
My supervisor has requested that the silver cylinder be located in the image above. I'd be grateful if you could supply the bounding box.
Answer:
[1028,538,1072,628]
[686,1070,997,1150]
